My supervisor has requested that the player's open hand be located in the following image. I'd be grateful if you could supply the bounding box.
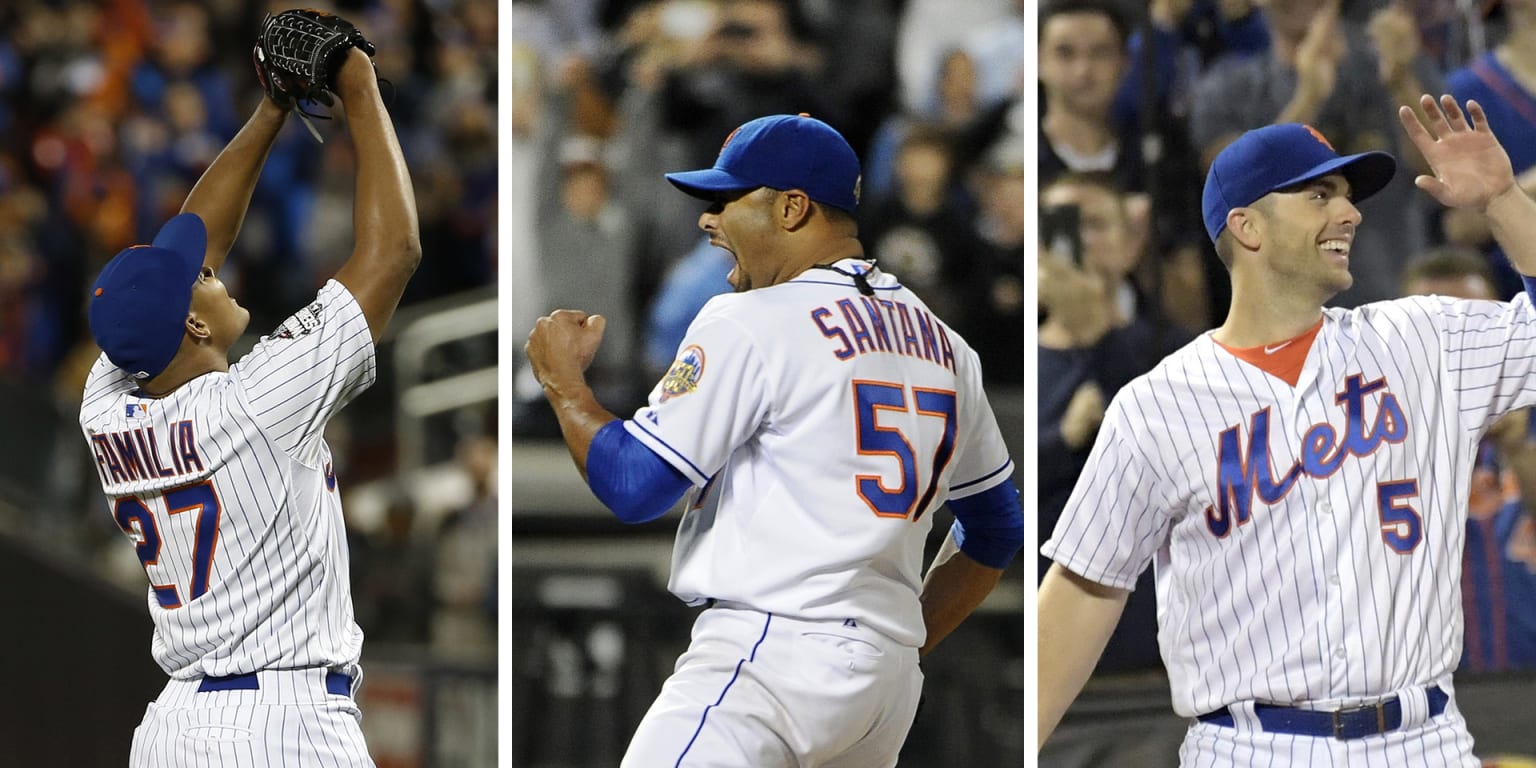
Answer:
[525,309,607,392]
[1399,94,1517,212]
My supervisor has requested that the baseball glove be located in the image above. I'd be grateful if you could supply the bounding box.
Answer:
[252,8,376,112]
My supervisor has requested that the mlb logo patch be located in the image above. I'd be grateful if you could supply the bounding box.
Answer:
[273,301,325,340]
[661,345,706,402]
[126,403,149,418]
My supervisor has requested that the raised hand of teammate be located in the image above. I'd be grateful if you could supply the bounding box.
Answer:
[1399,94,1517,211]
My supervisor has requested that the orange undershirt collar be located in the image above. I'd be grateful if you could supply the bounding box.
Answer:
[1212,317,1324,387]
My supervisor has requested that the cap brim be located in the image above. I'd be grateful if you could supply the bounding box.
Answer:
[152,212,209,273]
[665,169,761,200]
[1274,151,1398,205]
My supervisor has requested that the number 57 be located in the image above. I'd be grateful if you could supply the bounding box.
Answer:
[854,380,957,522]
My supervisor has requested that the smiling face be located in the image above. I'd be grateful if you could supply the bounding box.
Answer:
[187,264,249,350]
[696,187,783,292]
[1248,173,1362,297]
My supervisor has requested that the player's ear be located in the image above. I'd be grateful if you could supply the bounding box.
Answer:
[778,190,813,230]
[185,313,213,341]
[1227,207,1263,253]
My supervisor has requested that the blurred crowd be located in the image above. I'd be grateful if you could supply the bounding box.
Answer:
[1038,0,1536,674]
[510,0,1026,428]
[0,0,498,661]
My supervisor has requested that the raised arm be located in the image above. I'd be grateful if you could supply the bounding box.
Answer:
[1398,94,1536,276]
[179,98,289,272]
[1037,562,1131,750]
[330,48,422,342]
[525,309,693,521]
[525,310,620,476]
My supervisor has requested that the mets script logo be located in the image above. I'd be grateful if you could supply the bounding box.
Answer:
[1205,374,1406,538]
[660,345,706,401]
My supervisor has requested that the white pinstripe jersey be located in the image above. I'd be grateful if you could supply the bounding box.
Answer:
[627,262,1015,648]
[80,280,374,679]
[1043,294,1536,718]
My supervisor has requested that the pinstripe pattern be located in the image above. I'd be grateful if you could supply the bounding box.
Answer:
[83,281,376,765]
[1043,294,1536,762]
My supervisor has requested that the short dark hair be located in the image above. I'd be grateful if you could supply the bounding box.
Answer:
[1214,230,1235,270]
[822,201,857,233]
[897,123,957,155]
[1401,246,1495,294]
[1041,170,1123,202]
[1211,195,1274,270]
[1039,0,1131,46]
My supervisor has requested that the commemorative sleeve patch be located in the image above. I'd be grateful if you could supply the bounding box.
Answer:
[660,344,706,401]
[272,301,325,340]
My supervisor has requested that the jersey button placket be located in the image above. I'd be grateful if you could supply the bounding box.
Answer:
[1317,492,1351,689]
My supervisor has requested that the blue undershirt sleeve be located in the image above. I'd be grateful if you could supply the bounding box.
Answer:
[948,480,1024,569]
[585,420,694,524]
[1522,274,1536,299]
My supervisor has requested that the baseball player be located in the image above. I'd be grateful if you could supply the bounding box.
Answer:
[525,114,1023,767]
[79,15,417,767]
[1038,94,1536,765]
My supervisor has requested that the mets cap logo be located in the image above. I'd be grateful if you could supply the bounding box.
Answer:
[719,126,742,157]
[1303,124,1334,151]
[661,345,706,401]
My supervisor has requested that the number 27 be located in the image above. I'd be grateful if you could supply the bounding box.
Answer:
[853,380,957,521]
[113,481,222,609]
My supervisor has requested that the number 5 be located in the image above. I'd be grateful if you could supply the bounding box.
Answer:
[853,380,957,521]
[1377,479,1421,553]
[113,481,223,608]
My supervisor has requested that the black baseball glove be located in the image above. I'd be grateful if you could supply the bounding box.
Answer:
[252,8,376,111]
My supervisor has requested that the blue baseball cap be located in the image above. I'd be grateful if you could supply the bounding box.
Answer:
[1202,123,1397,243]
[665,113,862,212]
[88,213,208,380]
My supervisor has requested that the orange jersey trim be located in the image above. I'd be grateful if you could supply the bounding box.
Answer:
[1213,318,1324,387]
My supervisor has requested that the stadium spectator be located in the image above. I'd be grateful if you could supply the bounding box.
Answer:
[537,135,645,410]
[353,495,437,647]
[642,235,732,381]
[963,136,1027,386]
[1040,0,1209,328]
[433,434,499,660]
[860,124,979,325]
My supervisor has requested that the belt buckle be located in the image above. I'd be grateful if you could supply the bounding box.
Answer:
[1331,700,1388,740]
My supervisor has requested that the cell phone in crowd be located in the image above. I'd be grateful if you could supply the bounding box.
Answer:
[1039,204,1084,267]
